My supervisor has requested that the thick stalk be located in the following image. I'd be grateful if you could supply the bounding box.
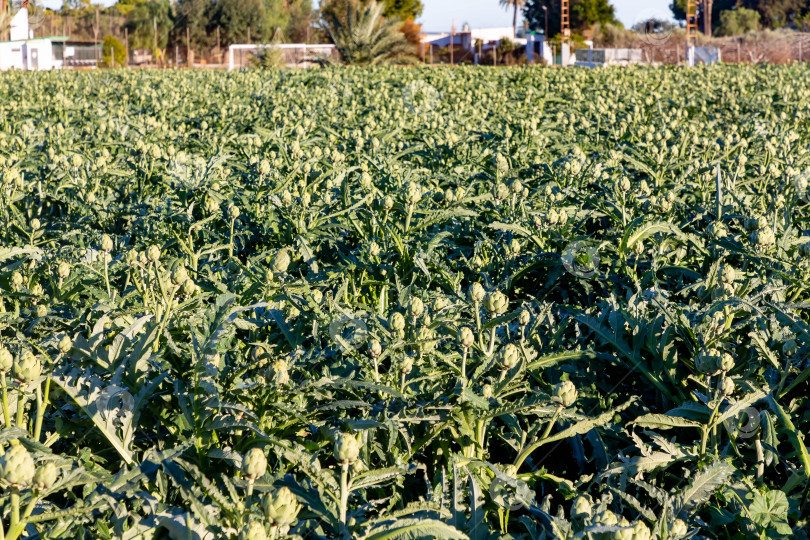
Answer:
[228,218,235,258]
[33,383,44,442]
[460,348,468,386]
[15,391,26,430]
[513,406,563,471]
[103,256,111,299]
[1,373,10,427]
[339,463,349,532]
[404,203,414,233]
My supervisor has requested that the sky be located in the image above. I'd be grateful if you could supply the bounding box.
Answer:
[38,0,677,32]
[418,0,675,32]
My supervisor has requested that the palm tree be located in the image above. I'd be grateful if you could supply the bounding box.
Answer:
[320,1,417,66]
[500,0,526,38]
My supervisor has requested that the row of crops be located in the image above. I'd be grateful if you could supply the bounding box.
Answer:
[0,65,808,538]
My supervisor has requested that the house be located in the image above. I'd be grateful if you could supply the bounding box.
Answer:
[0,9,100,70]
[421,25,547,64]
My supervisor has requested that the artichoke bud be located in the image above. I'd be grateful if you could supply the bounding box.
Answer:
[482,384,493,399]
[408,297,424,319]
[415,327,435,353]
[171,267,189,286]
[552,380,577,408]
[570,495,592,519]
[389,312,406,332]
[0,347,12,372]
[227,205,240,220]
[0,442,35,487]
[14,351,42,384]
[500,343,519,370]
[58,335,72,354]
[239,522,267,540]
[100,234,113,252]
[458,327,474,349]
[401,356,414,374]
[468,282,486,304]
[261,486,301,527]
[334,432,360,465]
[369,341,382,358]
[518,310,531,327]
[33,462,58,490]
[31,218,41,231]
[484,291,508,316]
[57,261,71,279]
[147,245,161,262]
[241,447,267,481]
[782,339,798,357]
[10,271,23,290]
[272,249,291,273]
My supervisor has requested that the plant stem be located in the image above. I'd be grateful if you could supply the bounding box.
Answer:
[33,383,44,442]
[405,203,414,233]
[461,348,468,387]
[228,218,235,258]
[16,391,26,430]
[103,255,111,299]
[10,491,19,530]
[541,405,563,440]
[1,373,10,428]
[513,405,564,471]
[339,462,349,533]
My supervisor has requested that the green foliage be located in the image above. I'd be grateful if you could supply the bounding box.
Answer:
[524,0,618,35]
[101,35,127,67]
[716,7,761,35]
[320,0,416,65]
[0,63,809,538]
[122,0,172,51]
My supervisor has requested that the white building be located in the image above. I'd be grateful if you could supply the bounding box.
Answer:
[0,8,100,71]
[420,25,555,64]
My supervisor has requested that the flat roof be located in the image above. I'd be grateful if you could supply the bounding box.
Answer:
[0,36,70,44]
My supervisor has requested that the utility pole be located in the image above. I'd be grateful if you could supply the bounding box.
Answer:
[561,0,570,45]
[94,8,100,65]
[704,0,713,36]
[541,6,548,39]
[217,26,221,56]
[153,17,157,54]
[450,20,455,65]
[247,27,251,44]
[187,26,192,68]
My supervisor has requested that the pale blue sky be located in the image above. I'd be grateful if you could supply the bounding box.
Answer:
[39,0,676,32]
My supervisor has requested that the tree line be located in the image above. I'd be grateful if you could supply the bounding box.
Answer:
[48,0,423,54]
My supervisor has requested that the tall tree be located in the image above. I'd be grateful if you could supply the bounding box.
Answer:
[123,0,172,50]
[524,0,617,36]
[321,0,423,22]
[500,0,526,36]
[321,0,416,64]
[175,0,212,50]
[210,0,265,44]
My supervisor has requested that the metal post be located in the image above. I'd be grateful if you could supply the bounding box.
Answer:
[153,17,157,55]
[186,27,191,67]
[450,20,455,65]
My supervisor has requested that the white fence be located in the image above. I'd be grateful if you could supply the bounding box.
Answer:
[228,44,338,70]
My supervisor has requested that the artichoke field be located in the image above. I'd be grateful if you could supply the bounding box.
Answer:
[0,65,809,539]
